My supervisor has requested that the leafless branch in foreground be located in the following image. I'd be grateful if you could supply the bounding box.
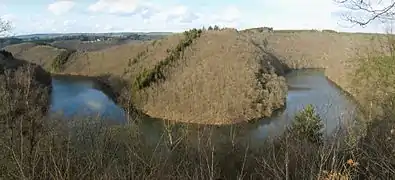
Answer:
[0,18,11,35]
[335,0,395,26]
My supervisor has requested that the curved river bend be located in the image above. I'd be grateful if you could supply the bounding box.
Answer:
[49,69,358,144]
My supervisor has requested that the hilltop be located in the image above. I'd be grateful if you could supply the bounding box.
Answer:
[3,43,72,71]
[1,32,169,50]
[61,29,288,124]
[2,28,389,124]
[245,30,387,105]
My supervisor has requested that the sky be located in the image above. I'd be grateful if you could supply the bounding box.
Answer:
[0,0,392,35]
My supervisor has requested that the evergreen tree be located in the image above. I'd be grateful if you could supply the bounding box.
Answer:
[290,104,324,145]
[214,25,219,30]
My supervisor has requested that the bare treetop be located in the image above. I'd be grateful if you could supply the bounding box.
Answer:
[0,18,11,35]
[336,0,395,26]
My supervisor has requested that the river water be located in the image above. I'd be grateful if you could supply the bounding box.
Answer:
[49,69,358,142]
[49,76,127,123]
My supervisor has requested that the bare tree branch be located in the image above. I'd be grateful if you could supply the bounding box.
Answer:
[335,0,395,26]
[0,18,11,36]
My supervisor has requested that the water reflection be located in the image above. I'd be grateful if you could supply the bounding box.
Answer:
[49,69,358,143]
[49,76,127,123]
[248,69,357,141]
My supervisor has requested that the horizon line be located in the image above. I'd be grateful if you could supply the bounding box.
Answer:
[6,27,393,37]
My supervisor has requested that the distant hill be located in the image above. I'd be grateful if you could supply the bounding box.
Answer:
[1,32,170,50]
[14,32,174,40]
[138,32,174,36]
[3,43,68,71]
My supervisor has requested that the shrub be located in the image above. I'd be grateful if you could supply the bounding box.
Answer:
[289,104,324,145]
[214,25,220,31]
[131,51,146,65]
[352,55,395,117]
[0,49,12,58]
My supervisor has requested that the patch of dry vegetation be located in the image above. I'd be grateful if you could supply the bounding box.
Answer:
[3,28,395,179]
[51,49,76,72]
[62,33,185,77]
[242,30,390,107]
[350,54,395,118]
[52,29,287,124]
[3,42,38,55]
[4,28,392,125]
[132,29,203,90]
[0,52,52,176]
[4,43,71,71]
[2,90,394,179]
[50,39,130,52]
[137,29,287,124]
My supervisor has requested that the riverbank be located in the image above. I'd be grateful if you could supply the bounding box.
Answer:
[60,29,289,124]
[48,69,357,142]
[3,29,389,124]
[2,29,395,179]
[51,73,120,103]
[244,30,389,118]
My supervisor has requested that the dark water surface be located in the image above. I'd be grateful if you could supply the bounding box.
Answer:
[49,69,358,143]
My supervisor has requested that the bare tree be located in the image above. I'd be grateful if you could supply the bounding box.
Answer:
[335,0,395,26]
[0,18,11,36]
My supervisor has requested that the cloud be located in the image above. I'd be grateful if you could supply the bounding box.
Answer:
[88,0,141,14]
[48,1,76,15]
[85,100,105,111]
[179,13,199,24]
[253,0,339,30]
[166,5,242,29]
[94,23,115,31]
[4,0,391,35]
[63,19,76,26]
[215,6,241,23]
[87,1,200,25]
[0,4,5,11]
[0,14,16,21]
[163,6,200,24]
[139,7,158,20]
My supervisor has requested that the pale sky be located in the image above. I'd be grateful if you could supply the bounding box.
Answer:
[0,0,392,35]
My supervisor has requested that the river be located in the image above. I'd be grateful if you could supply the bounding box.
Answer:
[49,69,358,143]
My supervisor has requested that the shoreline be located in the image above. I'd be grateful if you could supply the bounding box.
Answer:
[51,67,361,126]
